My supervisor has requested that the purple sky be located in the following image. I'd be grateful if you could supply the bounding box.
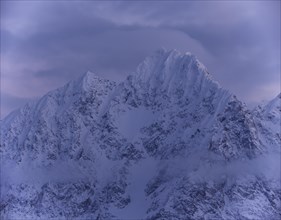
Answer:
[1,1,280,118]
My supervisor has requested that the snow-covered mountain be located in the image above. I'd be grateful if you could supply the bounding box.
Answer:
[1,49,280,219]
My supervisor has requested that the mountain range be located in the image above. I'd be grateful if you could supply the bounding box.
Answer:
[1,49,280,219]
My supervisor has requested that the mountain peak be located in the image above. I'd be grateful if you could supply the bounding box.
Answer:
[131,49,218,98]
[81,70,99,82]
[76,70,105,92]
[134,49,207,80]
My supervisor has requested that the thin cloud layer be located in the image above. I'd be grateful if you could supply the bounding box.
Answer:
[1,1,280,117]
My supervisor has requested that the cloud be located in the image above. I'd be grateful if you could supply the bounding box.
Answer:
[0,1,280,117]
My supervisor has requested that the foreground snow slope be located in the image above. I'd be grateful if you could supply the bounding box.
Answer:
[1,49,280,219]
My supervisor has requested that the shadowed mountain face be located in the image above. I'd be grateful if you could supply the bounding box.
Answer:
[1,49,280,219]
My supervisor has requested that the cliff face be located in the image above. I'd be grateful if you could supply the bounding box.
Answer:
[1,49,280,219]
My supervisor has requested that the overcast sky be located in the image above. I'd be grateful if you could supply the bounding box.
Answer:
[1,1,280,118]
